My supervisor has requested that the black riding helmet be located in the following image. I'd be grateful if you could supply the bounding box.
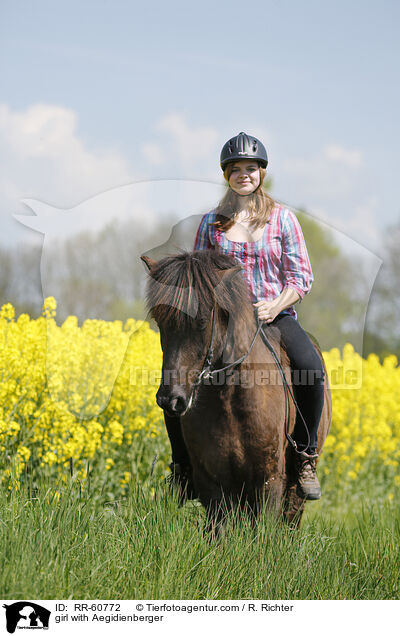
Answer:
[220,132,268,171]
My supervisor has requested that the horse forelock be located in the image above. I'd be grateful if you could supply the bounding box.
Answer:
[145,250,251,328]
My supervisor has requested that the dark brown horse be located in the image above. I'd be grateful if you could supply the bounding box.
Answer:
[141,249,331,534]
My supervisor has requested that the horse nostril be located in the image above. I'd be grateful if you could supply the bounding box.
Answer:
[169,396,187,415]
[156,392,187,415]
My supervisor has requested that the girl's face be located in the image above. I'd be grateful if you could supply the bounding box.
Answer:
[228,160,261,196]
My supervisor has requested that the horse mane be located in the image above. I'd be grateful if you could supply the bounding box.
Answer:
[144,249,254,329]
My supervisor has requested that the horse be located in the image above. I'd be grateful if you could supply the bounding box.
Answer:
[141,249,332,535]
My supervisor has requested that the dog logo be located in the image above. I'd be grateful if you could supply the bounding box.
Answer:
[3,602,51,633]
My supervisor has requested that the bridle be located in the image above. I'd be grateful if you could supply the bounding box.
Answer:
[187,305,264,393]
[184,304,311,454]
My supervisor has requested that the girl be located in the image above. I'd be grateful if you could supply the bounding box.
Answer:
[165,131,325,501]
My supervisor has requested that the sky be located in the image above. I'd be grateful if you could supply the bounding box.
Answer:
[1,0,399,258]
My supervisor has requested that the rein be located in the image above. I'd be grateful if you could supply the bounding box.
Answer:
[185,305,264,412]
[185,305,311,455]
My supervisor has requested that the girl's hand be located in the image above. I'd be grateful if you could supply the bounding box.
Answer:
[253,300,280,324]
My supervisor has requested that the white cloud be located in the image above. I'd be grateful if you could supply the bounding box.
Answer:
[154,112,219,169]
[277,140,368,205]
[271,142,384,252]
[302,196,381,252]
[0,102,141,244]
[1,104,227,250]
[1,103,76,157]
[324,144,363,168]
[0,103,132,180]
[281,143,363,185]
[280,146,362,192]
[1,104,382,257]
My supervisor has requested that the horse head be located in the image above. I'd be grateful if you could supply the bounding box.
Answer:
[141,250,254,417]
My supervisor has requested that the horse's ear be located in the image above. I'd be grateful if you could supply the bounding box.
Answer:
[140,255,157,272]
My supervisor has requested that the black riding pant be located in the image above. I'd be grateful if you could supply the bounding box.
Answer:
[164,313,324,463]
[264,313,325,455]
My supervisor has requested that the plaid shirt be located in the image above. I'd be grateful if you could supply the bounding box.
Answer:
[193,203,313,319]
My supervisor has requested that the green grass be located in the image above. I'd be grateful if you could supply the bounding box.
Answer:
[0,476,398,600]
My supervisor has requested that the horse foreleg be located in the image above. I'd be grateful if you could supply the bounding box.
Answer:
[282,483,306,528]
[203,496,231,542]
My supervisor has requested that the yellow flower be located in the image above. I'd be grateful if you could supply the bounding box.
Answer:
[42,296,57,319]
[17,446,31,461]
[0,303,15,321]
[1,300,399,497]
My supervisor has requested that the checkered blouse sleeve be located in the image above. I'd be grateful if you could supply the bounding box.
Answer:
[281,209,314,299]
[193,213,213,251]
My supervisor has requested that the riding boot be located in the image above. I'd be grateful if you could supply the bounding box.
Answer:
[163,413,195,500]
[294,450,321,500]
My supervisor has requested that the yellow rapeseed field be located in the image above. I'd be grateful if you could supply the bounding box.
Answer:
[1,298,399,498]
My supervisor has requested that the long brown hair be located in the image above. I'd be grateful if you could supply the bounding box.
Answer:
[212,162,275,232]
